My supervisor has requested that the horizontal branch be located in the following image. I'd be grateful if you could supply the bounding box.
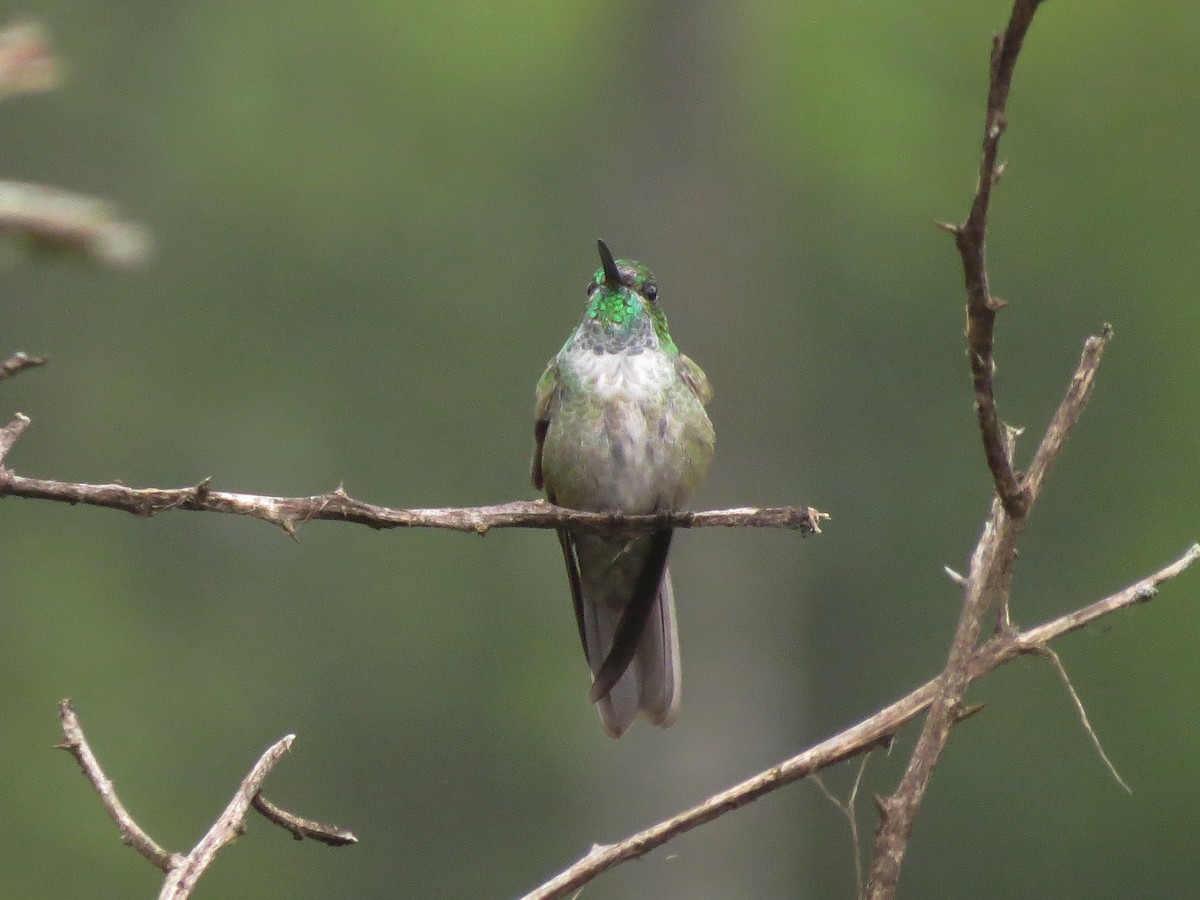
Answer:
[0,415,826,537]
[522,542,1200,900]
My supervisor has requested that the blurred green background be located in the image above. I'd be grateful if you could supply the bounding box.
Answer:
[2,1,1198,897]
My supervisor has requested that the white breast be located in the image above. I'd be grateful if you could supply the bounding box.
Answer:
[571,349,676,401]
[555,350,687,513]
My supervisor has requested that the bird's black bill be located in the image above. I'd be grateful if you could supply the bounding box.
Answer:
[597,239,622,287]
[588,529,673,704]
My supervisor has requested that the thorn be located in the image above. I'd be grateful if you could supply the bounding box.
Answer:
[934,219,961,234]
[955,702,987,723]
[193,477,211,499]
[1003,422,1025,440]
[985,295,1009,311]
[280,518,299,543]
[944,565,966,586]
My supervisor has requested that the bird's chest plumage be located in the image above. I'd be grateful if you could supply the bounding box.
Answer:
[542,349,696,514]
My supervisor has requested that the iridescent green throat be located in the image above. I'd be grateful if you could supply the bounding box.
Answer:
[578,258,677,355]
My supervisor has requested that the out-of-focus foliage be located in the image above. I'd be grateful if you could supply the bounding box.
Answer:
[1,2,1198,897]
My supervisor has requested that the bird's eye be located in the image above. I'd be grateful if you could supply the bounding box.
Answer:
[643,282,658,302]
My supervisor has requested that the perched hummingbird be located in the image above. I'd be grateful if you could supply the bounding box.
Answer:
[532,240,715,737]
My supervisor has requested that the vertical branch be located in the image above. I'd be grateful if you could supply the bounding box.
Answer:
[953,0,1046,517]
[865,2,1050,897]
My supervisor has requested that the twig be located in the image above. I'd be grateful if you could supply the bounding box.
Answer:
[0,180,151,266]
[0,419,826,537]
[947,0,1047,517]
[812,751,872,898]
[0,411,29,463]
[157,735,296,900]
[1034,646,1131,794]
[251,793,359,846]
[0,21,59,99]
[518,542,1200,900]
[56,699,356,899]
[0,21,150,267]
[0,350,46,382]
[56,699,181,873]
[1024,324,1112,499]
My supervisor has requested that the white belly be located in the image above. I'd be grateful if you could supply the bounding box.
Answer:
[547,350,696,514]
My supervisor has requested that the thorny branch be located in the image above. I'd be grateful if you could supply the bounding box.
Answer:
[0,415,825,538]
[520,543,1200,900]
[867,325,1109,898]
[57,700,180,873]
[866,2,1119,898]
[56,700,356,900]
[945,0,1047,518]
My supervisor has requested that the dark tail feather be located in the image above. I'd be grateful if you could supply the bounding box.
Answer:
[588,529,672,704]
[586,567,681,736]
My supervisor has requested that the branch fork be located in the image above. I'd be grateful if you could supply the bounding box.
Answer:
[56,700,355,900]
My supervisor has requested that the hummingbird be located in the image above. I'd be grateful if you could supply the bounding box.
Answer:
[532,240,715,737]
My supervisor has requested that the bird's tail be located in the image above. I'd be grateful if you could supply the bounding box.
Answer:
[582,568,681,738]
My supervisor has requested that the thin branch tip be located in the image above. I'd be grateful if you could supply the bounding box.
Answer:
[1038,646,1132,794]
[252,793,359,847]
[1,350,48,381]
